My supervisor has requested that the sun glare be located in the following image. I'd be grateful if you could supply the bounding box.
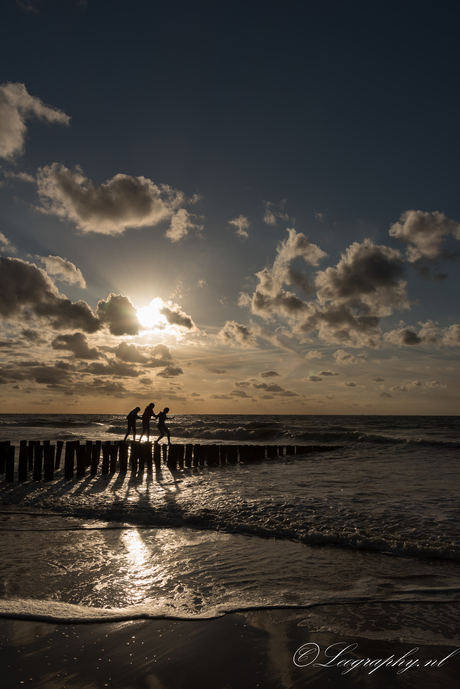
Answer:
[137,299,167,330]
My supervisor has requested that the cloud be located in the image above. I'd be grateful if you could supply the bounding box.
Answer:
[231,389,252,398]
[229,215,250,238]
[219,320,258,348]
[51,332,101,360]
[380,392,392,398]
[166,208,203,242]
[314,212,324,222]
[205,367,227,374]
[333,350,367,365]
[253,382,284,392]
[259,370,280,378]
[115,342,149,364]
[384,321,460,347]
[160,302,197,330]
[0,257,100,332]
[370,376,384,382]
[306,350,322,359]
[210,394,232,400]
[39,255,86,287]
[307,375,323,382]
[263,201,295,226]
[340,381,358,387]
[156,366,184,378]
[384,328,423,346]
[96,293,140,336]
[0,232,16,254]
[0,82,70,160]
[389,210,460,273]
[318,370,339,376]
[36,163,199,237]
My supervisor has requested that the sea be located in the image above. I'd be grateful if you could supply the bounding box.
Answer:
[0,413,459,647]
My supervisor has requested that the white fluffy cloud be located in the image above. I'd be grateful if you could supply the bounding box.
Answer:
[36,163,199,237]
[0,82,70,160]
[166,208,203,242]
[0,232,16,254]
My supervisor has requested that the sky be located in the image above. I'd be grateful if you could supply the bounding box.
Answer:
[0,0,460,415]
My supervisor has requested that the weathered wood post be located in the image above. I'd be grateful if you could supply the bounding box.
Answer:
[109,443,118,473]
[226,445,238,464]
[102,441,111,474]
[166,445,177,471]
[177,444,184,470]
[64,441,75,479]
[144,442,153,472]
[44,444,55,481]
[286,445,296,455]
[18,443,28,482]
[85,441,93,467]
[185,444,193,469]
[91,440,101,475]
[206,445,219,467]
[266,445,277,458]
[76,444,86,477]
[153,442,161,472]
[27,440,35,471]
[0,440,10,474]
[278,445,285,457]
[55,440,64,469]
[5,445,15,482]
[194,444,203,467]
[119,442,128,472]
[130,442,139,472]
[33,443,43,482]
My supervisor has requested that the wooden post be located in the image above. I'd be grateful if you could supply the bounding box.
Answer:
[109,443,118,473]
[226,445,238,464]
[27,440,35,470]
[144,442,153,472]
[286,445,296,455]
[119,442,128,472]
[184,444,193,469]
[64,441,75,479]
[18,443,28,482]
[167,445,176,471]
[0,440,10,474]
[55,440,64,469]
[153,443,161,472]
[5,445,15,482]
[266,445,277,458]
[44,445,55,481]
[33,443,43,481]
[193,444,201,467]
[76,444,86,478]
[130,442,139,472]
[102,441,111,474]
[177,444,184,470]
[85,440,93,467]
[278,446,285,457]
[91,441,101,475]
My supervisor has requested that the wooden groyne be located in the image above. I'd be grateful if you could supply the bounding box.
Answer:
[0,440,342,483]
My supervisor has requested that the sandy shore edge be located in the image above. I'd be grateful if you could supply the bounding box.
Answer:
[1,610,460,688]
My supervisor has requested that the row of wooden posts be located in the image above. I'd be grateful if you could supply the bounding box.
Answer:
[0,439,340,483]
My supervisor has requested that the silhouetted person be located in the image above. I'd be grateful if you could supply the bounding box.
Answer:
[155,407,172,446]
[139,402,157,442]
[124,407,141,442]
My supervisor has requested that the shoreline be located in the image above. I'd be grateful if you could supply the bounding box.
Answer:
[2,611,460,689]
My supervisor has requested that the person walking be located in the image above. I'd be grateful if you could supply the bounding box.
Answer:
[154,407,172,446]
[123,407,141,442]
[139,402,157,442]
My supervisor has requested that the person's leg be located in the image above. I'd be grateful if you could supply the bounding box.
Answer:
[165,425,171,446]
[155,428,165,444]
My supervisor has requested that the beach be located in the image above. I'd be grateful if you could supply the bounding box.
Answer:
[2,614,460,689]
[0,414,459,688]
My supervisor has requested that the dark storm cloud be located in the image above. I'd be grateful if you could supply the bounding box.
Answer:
[0,257,100,332]
[115,342,149,364]
[318,370,339,376]
[259,370,280,378]
[96,293,140,336]
[51,332,102,360]
[36,163,200,238]
[0,82,69,160]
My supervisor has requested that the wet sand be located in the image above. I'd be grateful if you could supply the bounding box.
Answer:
[1,610,460,689]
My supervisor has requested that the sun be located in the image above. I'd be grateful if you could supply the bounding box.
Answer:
[136,298,168,330]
